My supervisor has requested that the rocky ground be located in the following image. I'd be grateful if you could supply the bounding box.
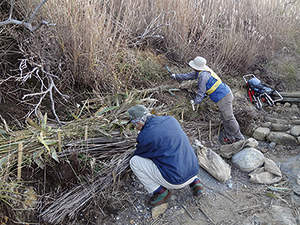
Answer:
[73,86,300,225]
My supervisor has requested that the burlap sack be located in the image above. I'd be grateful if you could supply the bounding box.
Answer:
[219,138,259,159]
[249,158,282,184]
[194,140,231,182]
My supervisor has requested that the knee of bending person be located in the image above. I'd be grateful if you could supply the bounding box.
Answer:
[129,155,139,170]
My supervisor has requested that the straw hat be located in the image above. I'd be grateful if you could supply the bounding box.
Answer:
[188,57,209,71]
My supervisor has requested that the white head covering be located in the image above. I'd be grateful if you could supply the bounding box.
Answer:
[189,56,209,71]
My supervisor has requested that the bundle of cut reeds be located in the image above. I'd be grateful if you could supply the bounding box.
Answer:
[0,89,185,224]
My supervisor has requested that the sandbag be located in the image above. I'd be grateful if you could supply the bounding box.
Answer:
[193,140,231,182]
[219,138,258,159]
[249,158,282,184]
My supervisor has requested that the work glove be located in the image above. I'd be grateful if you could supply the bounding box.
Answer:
[190,100,195,111]
[170,74,176,80]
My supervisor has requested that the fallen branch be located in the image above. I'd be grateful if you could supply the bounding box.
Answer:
[18,59,69,125]
[0,0,56,32]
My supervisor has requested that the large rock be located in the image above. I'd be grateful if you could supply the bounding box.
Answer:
[253,127,270,141]
[232,148,265,173]
[290,125,300,136]
[266,132,298,146]
[270,123,290,132]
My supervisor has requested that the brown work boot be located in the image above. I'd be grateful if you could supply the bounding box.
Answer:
[145,189,173,207]
[191,182,205,196]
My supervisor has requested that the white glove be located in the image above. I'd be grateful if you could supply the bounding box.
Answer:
[190,100,195,111]
[170,74,176,80]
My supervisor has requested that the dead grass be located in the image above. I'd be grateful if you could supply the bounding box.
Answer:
[1,0,300,124]
[37,0,300,91]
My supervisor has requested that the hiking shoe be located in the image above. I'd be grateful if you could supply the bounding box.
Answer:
[222,137,235,145]
[191,183,205,196]
[146,190,173,207]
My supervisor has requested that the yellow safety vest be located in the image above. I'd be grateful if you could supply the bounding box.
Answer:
[200,68,222,95]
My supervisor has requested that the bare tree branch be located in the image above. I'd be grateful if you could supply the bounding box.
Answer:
[0,0,55,32]
[16,59,69,125]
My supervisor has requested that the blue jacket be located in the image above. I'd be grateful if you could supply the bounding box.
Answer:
[134,115,199,185]
[175,70,230,103]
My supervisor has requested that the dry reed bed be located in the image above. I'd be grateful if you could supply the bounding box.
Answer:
[39,0,300,92]
[5,0,298,96]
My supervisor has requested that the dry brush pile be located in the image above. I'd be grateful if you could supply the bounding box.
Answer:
[0,89,205,224]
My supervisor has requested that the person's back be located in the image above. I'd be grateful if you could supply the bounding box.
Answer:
[135,115,199,185]
[127,105,205,207]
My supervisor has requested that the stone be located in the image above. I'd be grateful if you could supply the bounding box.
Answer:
[253,127,270,141]
[232,148,265,173]
[297,173,300,185]
[261,122,271,127]
[291,116,298,120]
[285,107,300,114]
[291,104,298,108]
[267,132,299,146]
[290,125,300,136]
[268,142,276,149]
[292,120,300,125]
[152,203,168,218]
[270,123,290,132]
[284,102,291,107]
[253,69,260,75]
[265,117,287,124]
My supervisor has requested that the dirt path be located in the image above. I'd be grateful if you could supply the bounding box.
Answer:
[95,143,299,225]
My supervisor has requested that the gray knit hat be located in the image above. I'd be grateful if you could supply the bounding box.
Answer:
[127,105,150,120]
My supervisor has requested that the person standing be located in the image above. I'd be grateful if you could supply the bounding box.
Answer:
[171,56,245,144]
[127,105,204,207]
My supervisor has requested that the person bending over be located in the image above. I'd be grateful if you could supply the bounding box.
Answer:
[127,104,204,207]
[171,56,245,144]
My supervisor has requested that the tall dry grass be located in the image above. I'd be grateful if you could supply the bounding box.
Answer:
[1,0,300,103]
[33,0,299,93]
